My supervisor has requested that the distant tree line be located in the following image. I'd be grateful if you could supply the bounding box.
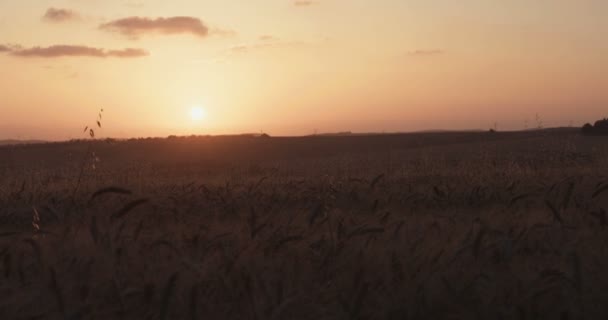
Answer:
[582,118,608,135]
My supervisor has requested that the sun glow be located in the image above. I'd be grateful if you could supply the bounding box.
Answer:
[190,106,206,122]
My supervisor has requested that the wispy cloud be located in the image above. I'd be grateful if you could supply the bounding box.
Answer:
[100,16,215,39]
[406,49,445,57]
[294,0,318,7]
[230,45,249,54]
[227,36,327,55]
[259,35,277,41]
[228,39,309,54]
[1,44,149,58]
[42,8,80,23]
[210,27,237,38]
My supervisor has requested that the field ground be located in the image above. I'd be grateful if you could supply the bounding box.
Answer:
[2,129,608,319]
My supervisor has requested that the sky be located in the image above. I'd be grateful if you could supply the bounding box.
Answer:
[1,0,607,140]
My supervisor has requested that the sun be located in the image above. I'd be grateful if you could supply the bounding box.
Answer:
[190,106,206,121]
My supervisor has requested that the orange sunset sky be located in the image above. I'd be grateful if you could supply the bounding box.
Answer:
[1,0,607,140]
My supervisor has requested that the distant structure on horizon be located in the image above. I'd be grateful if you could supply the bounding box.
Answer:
[582,118,608,136]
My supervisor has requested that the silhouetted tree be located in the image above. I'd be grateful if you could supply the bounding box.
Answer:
[595,119,608,132]
[582,123,594,135]
[582,118,608,135]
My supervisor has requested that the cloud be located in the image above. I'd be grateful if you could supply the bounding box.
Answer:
[229,45,250,53]
[13,45,106,58]
[406,49,445,56]
[294,1,318,7]
[100,16,210,39]
[259,35,277,41]
[43,8,80,23]
[226,36,329,55]
[1,44,149,58]
[228,39,309,54]
[106,48,150,58]
[210,27,237,38]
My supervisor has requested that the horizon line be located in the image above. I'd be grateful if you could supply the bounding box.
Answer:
[0,126,582,145]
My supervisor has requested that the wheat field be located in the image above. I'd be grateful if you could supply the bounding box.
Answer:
[1,129,608,319]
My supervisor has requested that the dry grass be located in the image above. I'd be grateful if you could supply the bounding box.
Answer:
[1,130,608,319]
